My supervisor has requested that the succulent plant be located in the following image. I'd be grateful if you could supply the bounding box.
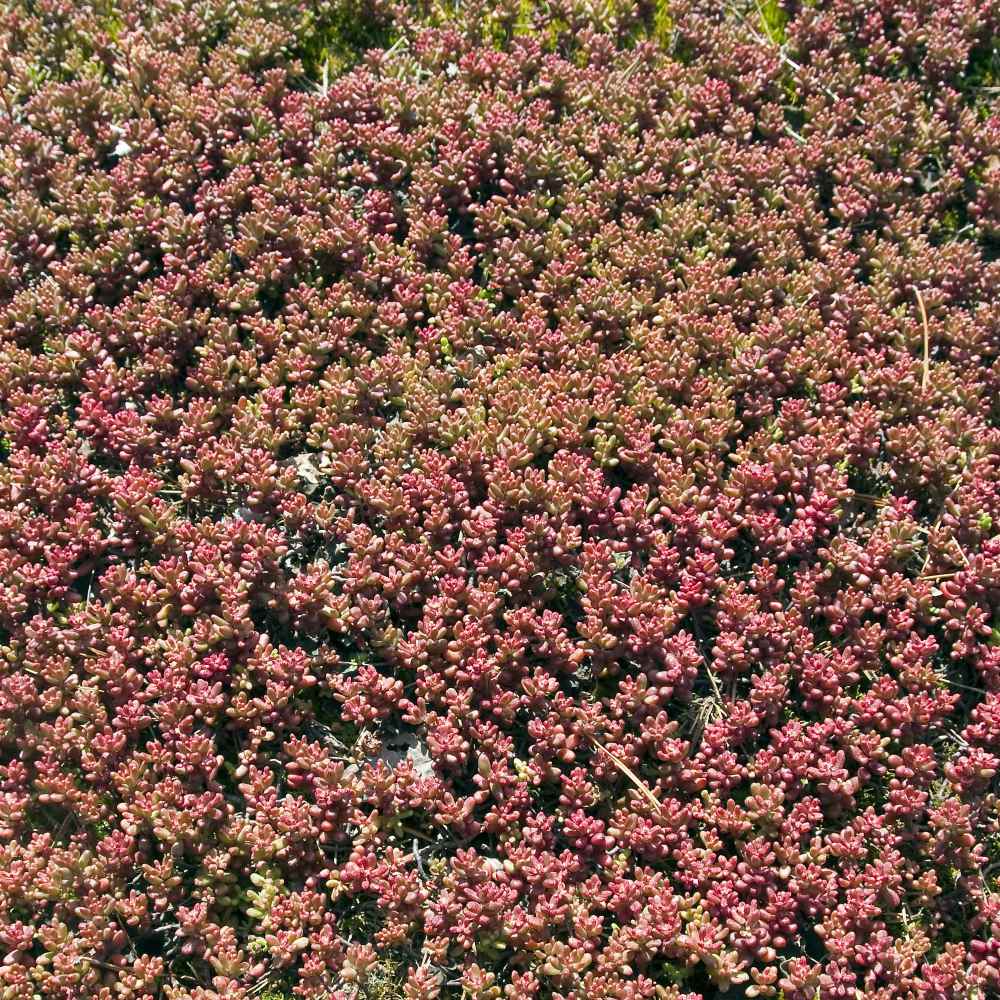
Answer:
[1,0,1000,998]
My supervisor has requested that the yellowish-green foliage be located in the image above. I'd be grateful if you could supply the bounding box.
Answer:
[482,0,674,54]
[358,958,405,999]
[297,0,394,79]
[756,0,787,45]
[651,0,673,47]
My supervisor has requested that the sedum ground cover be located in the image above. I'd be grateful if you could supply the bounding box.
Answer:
[1,0,1000,997]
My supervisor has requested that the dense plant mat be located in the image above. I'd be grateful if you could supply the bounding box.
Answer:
[1,0,1000,997]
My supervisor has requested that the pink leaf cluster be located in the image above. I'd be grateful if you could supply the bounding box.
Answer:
[1,0,1000,998]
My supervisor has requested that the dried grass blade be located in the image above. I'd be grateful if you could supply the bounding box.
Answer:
[916,288,930,390]
[590,736,663,817]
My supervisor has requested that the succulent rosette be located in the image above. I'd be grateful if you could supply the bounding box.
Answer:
[1,1,999,997]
